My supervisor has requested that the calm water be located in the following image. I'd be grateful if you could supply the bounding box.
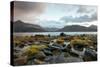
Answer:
[13,32,97,36]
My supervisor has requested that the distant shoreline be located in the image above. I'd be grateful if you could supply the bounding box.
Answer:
[13,32,97,36]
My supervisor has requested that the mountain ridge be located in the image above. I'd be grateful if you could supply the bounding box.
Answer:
[57,25,97,32]
[13,20,46,32]
[13,20,97,32]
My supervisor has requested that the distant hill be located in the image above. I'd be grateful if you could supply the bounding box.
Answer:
[57,25,97,32]
[44,27,59,32]
[88,25,97,31]
[13,20,46,32]
[13,20,97,32]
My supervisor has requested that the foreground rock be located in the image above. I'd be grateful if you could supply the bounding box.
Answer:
[14,56,28,65]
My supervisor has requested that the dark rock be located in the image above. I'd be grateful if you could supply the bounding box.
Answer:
[69,51,79,57]
[43,49,52,56]
[83,48,97,61]
[62,44,71,52]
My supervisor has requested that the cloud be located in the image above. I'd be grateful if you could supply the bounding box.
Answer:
[77,5,97,13]
[38,20,65,28]
[13,1,46,22]
[60,5,97,23]
[12,1,97,28]
[61,13,97,22]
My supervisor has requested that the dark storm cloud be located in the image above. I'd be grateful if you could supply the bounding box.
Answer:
[14,1,45,13]
[13,1,46,22]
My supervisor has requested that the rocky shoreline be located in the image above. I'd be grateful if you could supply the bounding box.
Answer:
[13,33,97,66]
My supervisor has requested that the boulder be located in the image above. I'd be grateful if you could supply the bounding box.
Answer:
[83,48,97,61]
[14,56,27,65]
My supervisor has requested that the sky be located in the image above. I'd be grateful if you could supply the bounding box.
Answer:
[13,1,97,28]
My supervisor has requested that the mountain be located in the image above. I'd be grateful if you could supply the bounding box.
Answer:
[57,25,97,32]
[13,20,46,32]
[88,25,97,31]
[44,27,59,32]
[13,20,97,32]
